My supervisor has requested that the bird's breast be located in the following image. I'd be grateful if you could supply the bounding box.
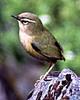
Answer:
[19,31,42,58]
[19,31,33,51]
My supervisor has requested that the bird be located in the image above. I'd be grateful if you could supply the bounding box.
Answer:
[12,12,65,80]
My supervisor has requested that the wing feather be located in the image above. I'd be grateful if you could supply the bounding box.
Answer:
[31,28,65,61]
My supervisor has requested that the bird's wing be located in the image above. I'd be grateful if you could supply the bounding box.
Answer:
[31,29,64,61]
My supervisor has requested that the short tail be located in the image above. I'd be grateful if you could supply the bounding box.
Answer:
[61,54,65,61]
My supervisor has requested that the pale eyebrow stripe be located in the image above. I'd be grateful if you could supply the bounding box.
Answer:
[20,17,36,23]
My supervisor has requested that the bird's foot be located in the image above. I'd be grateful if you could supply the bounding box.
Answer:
[34,74,51,86]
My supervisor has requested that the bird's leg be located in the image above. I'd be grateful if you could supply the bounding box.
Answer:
[34,63,55,86]
[41,63,55,81]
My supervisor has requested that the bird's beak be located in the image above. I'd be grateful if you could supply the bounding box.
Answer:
[11,15,20,21]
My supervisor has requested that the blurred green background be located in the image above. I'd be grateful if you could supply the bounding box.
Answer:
[0,0,80,99]
[0,0,80,72]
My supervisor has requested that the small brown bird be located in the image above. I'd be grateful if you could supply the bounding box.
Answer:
[12,12,65,80]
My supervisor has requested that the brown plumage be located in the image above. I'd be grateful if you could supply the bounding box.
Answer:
[12,12,65,80]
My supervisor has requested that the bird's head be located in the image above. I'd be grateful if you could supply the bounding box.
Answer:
[12,12,43,35]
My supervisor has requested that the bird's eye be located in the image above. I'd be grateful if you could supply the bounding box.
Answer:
[21,20,29,25]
